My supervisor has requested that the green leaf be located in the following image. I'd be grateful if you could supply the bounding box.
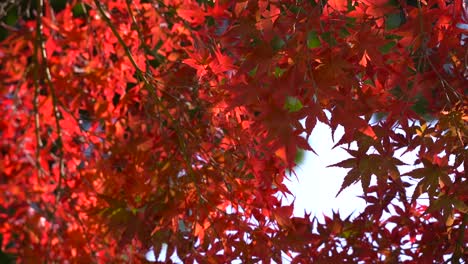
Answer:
[4,9,18,26]
[385,34,403,40]
[289,5,303,14]
[379,41,397,54]
[72,3,90,17]
[389,85,403,98]
[205,16,216,27]
[294,148,305,164]
[321,32,336,46]
[411,95,434,120]
[385,13,403,30]
[341,229,353,238]
[347,0,356,11]
[307,31,321,49]
[284,96,303,112]
[345,17,357,28]
[135,195,142,203]
[271,35,286,51]
[0,249,16,264]
[51,0,67,13]
[248,65,258,77]
[274,67,286,78]
[339,28,351,38]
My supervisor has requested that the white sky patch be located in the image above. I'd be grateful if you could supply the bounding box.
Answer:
[148,119,451,262]
[284,121,366,219]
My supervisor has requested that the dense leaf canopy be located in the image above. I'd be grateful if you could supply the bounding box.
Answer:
[0,0,466,262]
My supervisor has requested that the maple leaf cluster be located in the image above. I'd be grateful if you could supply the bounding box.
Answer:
[0,0,466,262]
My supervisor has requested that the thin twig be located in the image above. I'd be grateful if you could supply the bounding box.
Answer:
[35,0,66,261]
[94,0,143,73]
[33,6,44,179]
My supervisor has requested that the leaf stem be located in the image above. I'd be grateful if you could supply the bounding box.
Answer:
[35,0,66,261]
[94,0,143,73]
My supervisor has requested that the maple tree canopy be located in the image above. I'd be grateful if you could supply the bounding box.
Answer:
[0,0,466,262]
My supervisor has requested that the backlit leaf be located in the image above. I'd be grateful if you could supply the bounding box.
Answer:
[307,31,321,49]
[336,168,360,197]
[284,96,303,112]
[385,13,403,30]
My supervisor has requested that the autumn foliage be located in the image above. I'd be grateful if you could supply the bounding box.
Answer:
[0,0,466,262]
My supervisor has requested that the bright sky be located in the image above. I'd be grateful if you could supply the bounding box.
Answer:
[286,119,428,220]
[147,121,368,262]
[147,120,427,262]
[284,121,365,219]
